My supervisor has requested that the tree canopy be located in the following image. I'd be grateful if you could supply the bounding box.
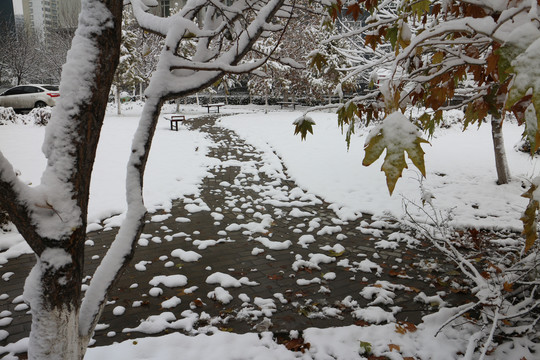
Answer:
[298,1,537,186]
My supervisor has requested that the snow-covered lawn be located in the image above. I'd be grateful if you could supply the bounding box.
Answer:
[0,103,537,359]
[218,109,536,231]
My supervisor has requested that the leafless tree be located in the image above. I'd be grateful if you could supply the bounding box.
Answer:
[1,22,41,85]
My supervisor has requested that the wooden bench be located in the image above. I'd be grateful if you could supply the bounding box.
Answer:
[165,115,185,131]
[277,101,298,110]
[202,103,225,113]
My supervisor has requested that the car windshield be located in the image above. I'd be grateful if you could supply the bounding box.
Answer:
[42,85,59,91]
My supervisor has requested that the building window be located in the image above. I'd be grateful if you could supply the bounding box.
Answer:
[161,0,170,17]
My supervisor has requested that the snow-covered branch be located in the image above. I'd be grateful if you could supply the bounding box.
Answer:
[79,0,292,344]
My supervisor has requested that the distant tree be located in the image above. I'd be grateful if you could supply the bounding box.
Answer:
[57,0,81,29]
[39,0,80,83]
[247,38,287,104]
[0,0,294,359]
[214,74,241,104]
[112,8,144,114]
[0,24,11,84]
[247,4,321,104]
[246,2,354,106]
[41,28,76,83]
[305,19,356,104]
[1,23,41,85]
[131,26,162,98]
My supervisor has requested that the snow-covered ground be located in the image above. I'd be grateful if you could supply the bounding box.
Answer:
[0,103,537,359]
[218,109,536,231]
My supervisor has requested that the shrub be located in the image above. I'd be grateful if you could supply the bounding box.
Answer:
[27,107,52,126]
[0,106,17,125]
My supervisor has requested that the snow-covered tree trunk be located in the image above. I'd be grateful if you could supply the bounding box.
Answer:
[78,95,164,359]
[0,0,122,358]
[1,0,293,358]
[24,251,84,359]
[491,116,510,185]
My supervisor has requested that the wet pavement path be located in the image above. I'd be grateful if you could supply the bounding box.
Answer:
[0,115,469,354]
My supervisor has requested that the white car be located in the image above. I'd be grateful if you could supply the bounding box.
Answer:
[0,84,60,112]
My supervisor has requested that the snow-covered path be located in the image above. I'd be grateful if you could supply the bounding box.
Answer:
[0,115,477,359]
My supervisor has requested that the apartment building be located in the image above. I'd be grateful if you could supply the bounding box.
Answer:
[151,0,171,17]
[22,0,80,37]
[0,0,16,33]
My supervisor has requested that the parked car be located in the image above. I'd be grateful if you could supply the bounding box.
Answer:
[0,84,60,112]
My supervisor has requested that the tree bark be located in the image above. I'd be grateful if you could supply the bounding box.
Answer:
[116,86,122,115]
[24,256,84,359]
[491,115,511,185]
[11,0,124,358]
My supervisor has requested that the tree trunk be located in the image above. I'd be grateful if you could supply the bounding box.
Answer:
[283,89,289,106]
[490,115,510,185]
[116,86,122,115]
[1,0,124,358]
[25,255,84,360]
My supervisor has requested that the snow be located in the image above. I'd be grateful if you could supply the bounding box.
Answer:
[207,287,233,304]
[218,110,536,230]
[1,103,538,359]
[39,248,72,269]
[161,296,182,309]
[82,306,528,360]
[149,275,188,288]
[112,306,126,316]
[0,109,213,234]
[170,248,202,262]
[297,234,315,248]
[205,272,258,288]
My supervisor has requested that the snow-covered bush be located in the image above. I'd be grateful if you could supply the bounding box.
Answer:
[0,106,52,126]
[0,106,17,125]
[515,139,540,155]
[27,107,52,126]
[402,196,540,358]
